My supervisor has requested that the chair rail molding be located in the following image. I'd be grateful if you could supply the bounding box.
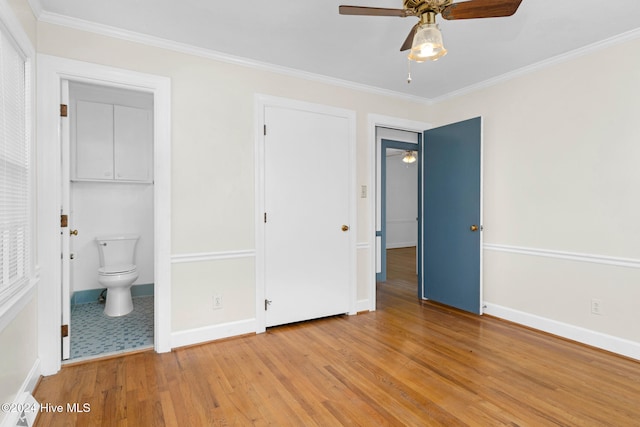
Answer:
[484,243,640,269]
[171,249,255,264]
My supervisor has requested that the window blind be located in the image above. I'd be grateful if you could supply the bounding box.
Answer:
[0,23,30,307]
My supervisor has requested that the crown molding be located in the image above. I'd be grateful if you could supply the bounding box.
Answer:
[37,11,432,106]
[34,9,640,106]
[26,0,42,18]
[430,27,640,105]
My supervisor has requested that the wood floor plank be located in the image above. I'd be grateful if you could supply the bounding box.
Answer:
[33,247,640,426]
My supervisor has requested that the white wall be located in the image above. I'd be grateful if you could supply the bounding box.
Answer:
[71,182,155,292]
[428,35,640,349]
[385,151,418,248]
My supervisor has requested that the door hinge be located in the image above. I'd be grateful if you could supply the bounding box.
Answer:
[61,214,68,228]
[265,299,272,311]
[264,212,267,223]
[263,124,267,136]
[60,104,68,117]
[61,324,69,338]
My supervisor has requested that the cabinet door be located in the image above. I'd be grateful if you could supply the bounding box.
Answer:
[114,105,153,182]
[75,101,114,180]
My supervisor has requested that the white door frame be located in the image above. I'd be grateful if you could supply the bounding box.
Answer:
[367,114,432,312]
[254,95,357,332]
[37,55,172,375]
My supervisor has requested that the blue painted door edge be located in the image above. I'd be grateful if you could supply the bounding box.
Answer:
[417,133,424,300]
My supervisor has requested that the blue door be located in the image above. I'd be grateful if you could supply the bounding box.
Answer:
[422,117,482,314]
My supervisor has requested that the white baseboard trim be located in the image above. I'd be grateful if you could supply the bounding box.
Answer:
[0,359,41,427]
[170,318,256,349]
[484,302,640,361]
[24,360,40,397]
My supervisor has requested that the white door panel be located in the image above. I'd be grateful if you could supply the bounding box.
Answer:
[264,105,352,327]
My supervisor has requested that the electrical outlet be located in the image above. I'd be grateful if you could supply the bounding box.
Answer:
[213,294,223,310]
[591,298,603,315]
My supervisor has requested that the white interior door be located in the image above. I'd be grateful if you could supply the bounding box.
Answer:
[60,80,71,360]
[263,103,353,327]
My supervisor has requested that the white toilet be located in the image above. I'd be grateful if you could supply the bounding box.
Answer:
[96,235,140,317]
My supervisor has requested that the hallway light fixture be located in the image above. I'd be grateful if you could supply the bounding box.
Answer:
[402,150,417,164]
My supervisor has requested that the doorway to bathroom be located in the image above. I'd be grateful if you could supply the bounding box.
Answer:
[37,55,171,375]
[62,81,155,361]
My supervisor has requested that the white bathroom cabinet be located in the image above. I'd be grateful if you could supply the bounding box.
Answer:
[73,100,153,183]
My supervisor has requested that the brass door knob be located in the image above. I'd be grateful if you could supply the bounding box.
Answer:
[470,225,478,232]
[341,225,349,232]
[70,229,78,236]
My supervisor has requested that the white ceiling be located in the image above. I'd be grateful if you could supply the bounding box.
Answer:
[34,0,640,100]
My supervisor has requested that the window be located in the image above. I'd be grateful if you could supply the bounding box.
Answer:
[0,16,34,312]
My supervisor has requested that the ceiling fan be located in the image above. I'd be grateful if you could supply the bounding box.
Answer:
[387,149,418,163]
[339,0,523,62]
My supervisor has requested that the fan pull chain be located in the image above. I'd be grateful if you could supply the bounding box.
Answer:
[407,59,412,84]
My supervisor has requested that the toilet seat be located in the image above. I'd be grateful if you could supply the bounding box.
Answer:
[98,264,137,276]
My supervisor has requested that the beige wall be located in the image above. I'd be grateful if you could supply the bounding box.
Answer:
[0,0,38,422]
[0,298,38,416]
[428,37,640,342]
[7,0,35,44]
[36,21,432,332]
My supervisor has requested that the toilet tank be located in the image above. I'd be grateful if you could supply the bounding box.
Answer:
[95,235,140,267]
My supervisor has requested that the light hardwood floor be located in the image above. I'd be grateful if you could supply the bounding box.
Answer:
[33,247,640,426]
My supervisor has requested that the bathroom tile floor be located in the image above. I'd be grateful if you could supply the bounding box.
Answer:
[69,296,154,361]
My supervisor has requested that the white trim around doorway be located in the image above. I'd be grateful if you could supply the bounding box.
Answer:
[36,54,172,375]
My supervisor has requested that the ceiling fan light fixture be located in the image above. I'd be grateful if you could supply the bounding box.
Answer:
[408,23,447,62]
[402,150,417,164]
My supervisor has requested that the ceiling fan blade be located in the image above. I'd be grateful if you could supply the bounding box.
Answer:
[339,5,412,17]
[400,24,418,51]
[441,0,523,20]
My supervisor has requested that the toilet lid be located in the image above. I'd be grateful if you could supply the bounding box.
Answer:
[98,264,137,275]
